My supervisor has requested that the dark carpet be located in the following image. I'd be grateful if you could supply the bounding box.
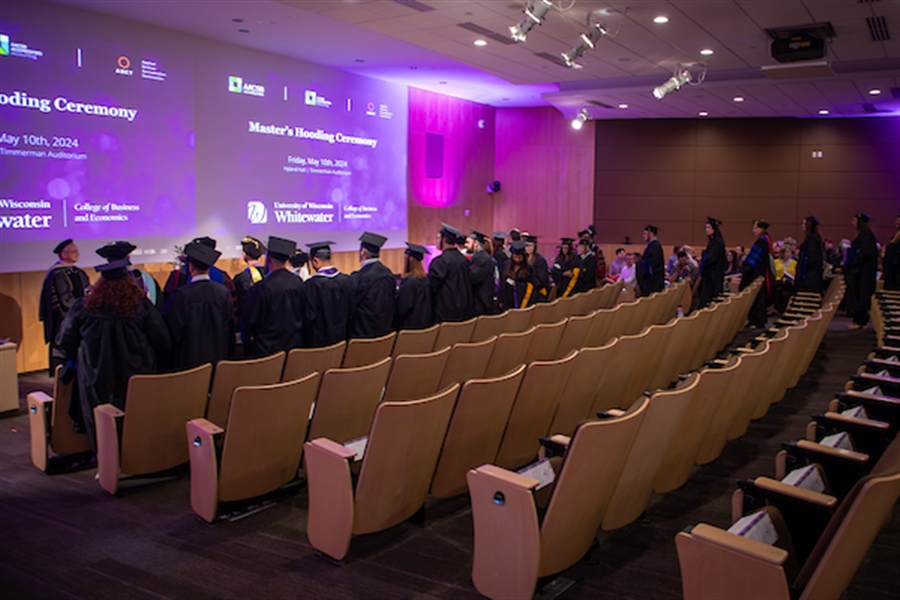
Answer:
[1,315,897,599]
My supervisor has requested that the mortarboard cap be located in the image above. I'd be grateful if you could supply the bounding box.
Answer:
[95,258,131,280]
[509,229,522,242]
[439,222,461,242]
[492,230,508,240]
[753,219,770,229]
[644,224,658,235]
[241,236,265,259]
[805,215,820,226]
[578,228,591,238]
[289,250,308,268]
[53,239,74,255]
[96,240,136,261]
[267,236,296,261]
[192,236,217,249]
[523,234,538,243]
[509,240,527,255]
[185,241,221,269]
[360,231,388,253]
[706,217,722,228]
[855,211,870,223]
[404,242,430,261]
[469,230,487,244]
[560,237,575,245]
[306,241,335,259]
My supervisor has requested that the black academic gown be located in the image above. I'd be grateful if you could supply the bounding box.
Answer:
[240,268,305,357]
[394,276,434,330]
[163,265,235,307]
[637,239,665,297]
[56,297,171,451]
[796,234,824,294]
[574,252,597,294]
[303,267,352,346]
[39,262,90,375]
[469,249,495,316]
[531,253,551,302]
[502,265,537,309]
[741,234,773,328]
[348,260,396,339]
[885,233,900,291]
[552,254,581,298]
[163,278,235,370]
[699,234,726,306]
[429,248,474,323]
[233,265,266,318]
[844,229,878,322]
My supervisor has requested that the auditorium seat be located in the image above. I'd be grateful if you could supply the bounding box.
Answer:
[548,341,617,436]
[467,399,646,599]
[206,352,286,428]
[307,356,392,446]
[391,324,439,357]
[432,317,477,351]
[622,296,654,337]
[590,328,652,414]
[342,332,397,368]
[28,366,92,472]
[430,365,527,499]
[437,336,496,390]
[483,327,535,379]
[304,384,460,561]
[282,341,346,382]
[553,295,577,321]
[523,318,566,363]
[568,291,594,317]
[528,299,559,328]
[95,363,212,495]
[186,372,320,522]
[582,304,618,348]
[470,312,508,343]
[503,305,535,333]
[632,320,676,394]
[382,346,451,402]
[604,299,639,342]
[494,351,578,470]
[553,310,594,359]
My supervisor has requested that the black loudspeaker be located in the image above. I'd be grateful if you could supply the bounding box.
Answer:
[486,181,501,193]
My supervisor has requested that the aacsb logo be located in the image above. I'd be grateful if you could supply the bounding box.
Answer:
[228,76,243,93]
[0,35,9,56]
[247,200,268,224]
[228,75,265,97]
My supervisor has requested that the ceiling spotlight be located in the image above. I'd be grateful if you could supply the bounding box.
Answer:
[653,16,669,24]
[699,111,709,116]
[571,109,590,130]
[474,39,487,46]
[618,103,628,109]
[510,0,554,43]
[562,23,608,69]
[818,109,829,115]
[700,48,714,56]
[733,96,745,102]
[869,88,881,95]
[653,69,692,100]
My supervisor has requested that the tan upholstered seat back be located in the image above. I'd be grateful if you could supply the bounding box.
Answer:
[383,346,451,402]
[282,341,345,382]
[470,313,508,343]
[392,324,439,357]
[437,336,496,390]
[484,327,535,379]
[554,311,594,359]
[342,332,396,368]
[308,356,392,444]
[549,341,617,436]
[524,319,566,363]
[207,352,286,428]
[503,306,535,333]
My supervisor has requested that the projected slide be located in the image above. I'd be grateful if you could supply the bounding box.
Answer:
[0,21,195,249]
[195,50,408,242]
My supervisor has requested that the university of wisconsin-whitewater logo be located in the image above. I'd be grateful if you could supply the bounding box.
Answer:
[247,200,268,224]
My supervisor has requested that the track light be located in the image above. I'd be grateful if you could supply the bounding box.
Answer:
[562,23,607,69]
[509,0,553,43]
[652,69,692,100]
[571,109,589,130]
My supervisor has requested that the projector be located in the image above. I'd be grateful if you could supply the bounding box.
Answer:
[772,32,827,63]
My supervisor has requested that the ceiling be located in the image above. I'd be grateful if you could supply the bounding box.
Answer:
[52,0,900,120]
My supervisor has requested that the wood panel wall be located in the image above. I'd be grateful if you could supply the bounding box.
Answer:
[494,107,596,257]
[594,117,900,251]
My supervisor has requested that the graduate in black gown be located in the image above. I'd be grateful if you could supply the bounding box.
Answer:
[524,234,551,302]
[348,232,396,339]
[740,220,774,328]
[162,241,234,370]
[502,241,537,309]
[233,236,267,319]
[39,239,90,376]
[885,215,900,291]
[574,237,597,294]
[429,223,474,323]
[796,215,824,295]
[240,236,305,357]
[551,237,582,298]
[56,258,171,451]
[162,236,236,306]
[303,241,352,346]
[844,212,879,329]
[699,217,726,307]
[394,242,434,330]
[637,225,665,297]
[466,230,496,316]
[95,240,163,307]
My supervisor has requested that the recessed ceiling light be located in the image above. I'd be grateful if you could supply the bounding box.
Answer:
[733,96,744,102]
[355,59,365,63]
[869,88,881,95]
[502,98,510,101]
[653,16,669,24]
[474,39,487,46]
[232,18,243,23]
[818,109,829,115]
[699,111,709,116]
[238,28,249,33]
[410,66,418,70]
[700,48,714,56]
[618,103,628,109]
[439,81,447,85]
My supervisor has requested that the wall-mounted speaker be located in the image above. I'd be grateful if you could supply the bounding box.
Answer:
[486,181,501,193]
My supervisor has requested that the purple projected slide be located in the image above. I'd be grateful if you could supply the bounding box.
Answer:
[194,50,408,246]
[0,21,195,254]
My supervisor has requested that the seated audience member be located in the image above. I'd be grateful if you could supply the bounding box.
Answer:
[163,241,234,371]
[725,249,742,276]
[608,247,627,277]
[595,248,607,282]
[501,241,536,309]
[682,245,700,269]
[56,258,171,451]
[772,244,797,314]
[824,238,842,271]
[395,242,434,330]
[667,245,682,277]
[669,251,698,286]
[619,253,637,286]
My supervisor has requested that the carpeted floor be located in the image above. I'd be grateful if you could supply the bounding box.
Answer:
[1,316,897,599]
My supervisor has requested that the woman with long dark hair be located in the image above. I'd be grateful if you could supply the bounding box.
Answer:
[796,215,824,294]
[844,212,878,329]
[394,242,434,330]
[502,241,536,309]
[57,259,171,451]
[699,217,726,307]
[740,219,774,328]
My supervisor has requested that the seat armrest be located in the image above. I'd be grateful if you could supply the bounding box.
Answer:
[304,438,356,561]
[795,439,869,462]
[308,437,359,461]
[821,411,890,430]
[538,435,571,459]
[687,523,789,565]
[95,403,125,495]
[27,391,53,471]
[187,418,225,523]
[752,477,838,509]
